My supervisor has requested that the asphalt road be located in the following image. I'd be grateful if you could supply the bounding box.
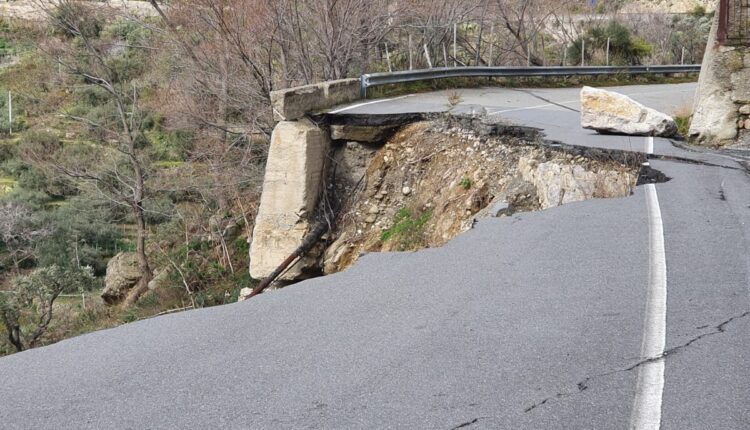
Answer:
[1,83,748,429]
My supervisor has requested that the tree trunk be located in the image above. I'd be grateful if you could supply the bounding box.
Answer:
[122,168,152,308]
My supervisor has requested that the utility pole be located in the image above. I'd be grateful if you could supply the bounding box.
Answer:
[681,47,686,65]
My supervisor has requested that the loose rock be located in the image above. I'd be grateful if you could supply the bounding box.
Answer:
[102,252,143,305]
[580,86,677,137]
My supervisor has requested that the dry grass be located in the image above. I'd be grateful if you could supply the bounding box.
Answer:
[672,105,694,137]
[446,90,463,107]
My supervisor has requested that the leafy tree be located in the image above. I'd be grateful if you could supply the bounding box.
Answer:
[0,201,51,273]
[0,265,97,352]
[568,21,653,65]
[25,1,160,306]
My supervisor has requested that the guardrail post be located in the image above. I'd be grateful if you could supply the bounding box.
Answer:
[359,75,368,99]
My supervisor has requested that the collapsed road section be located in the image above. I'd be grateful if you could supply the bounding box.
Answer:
[245,112,665,296]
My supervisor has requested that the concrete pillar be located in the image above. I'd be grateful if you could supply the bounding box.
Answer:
[249,119,329,280]
[690,5,750,147]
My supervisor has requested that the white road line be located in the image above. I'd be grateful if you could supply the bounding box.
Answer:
[488,99,579,115]
[630,181,667,430]
[328,95,412,114]
[646,137,654,155]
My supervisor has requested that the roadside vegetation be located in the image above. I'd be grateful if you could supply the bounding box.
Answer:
[0,0,712,355]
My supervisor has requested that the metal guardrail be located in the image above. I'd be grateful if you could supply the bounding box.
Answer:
[359,65,701,98]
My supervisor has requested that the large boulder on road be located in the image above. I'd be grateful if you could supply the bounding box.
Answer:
[580,86,677,137]
[102,252,143,304]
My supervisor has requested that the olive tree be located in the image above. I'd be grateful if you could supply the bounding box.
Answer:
[0,265,97,352]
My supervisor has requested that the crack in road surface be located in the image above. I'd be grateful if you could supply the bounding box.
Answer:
[450,417,484,429]
[524,310,750,413]
[511,89,581,113]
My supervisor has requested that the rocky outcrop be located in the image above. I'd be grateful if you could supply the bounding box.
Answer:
[580,86,677,137]
[101,252,142,304]
[249,119,330,280]
[518,157,636,210]
[690,11,750,147]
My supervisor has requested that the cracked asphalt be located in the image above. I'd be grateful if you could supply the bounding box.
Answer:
[0,83,749,429]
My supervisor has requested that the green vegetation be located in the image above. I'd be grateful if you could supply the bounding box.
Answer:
[0,265,98,353]
[569,21,652,66]
[459,177,473,190]
[674,114,691,138]
[381,208,433,251]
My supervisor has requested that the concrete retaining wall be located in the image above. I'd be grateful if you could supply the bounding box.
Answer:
[271,78,360,122]
[690,12,750,147]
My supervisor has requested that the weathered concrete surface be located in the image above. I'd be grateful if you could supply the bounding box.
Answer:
[690,13,741,145]
[272,79,360,122]
[581,86,677,137]
[249,119,329,280]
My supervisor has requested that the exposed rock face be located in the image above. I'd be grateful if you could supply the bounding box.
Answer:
[690,12,750,147]
[102,252,142,304]
[249,119,329,280]
[580,86,677,137]
[330,125,397,143]
[518,157,636,209]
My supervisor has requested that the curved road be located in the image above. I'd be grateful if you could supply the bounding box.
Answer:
[1,83,749,429]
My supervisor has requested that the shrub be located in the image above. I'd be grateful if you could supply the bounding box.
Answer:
[0,265,97,352]
[381,208,433,251]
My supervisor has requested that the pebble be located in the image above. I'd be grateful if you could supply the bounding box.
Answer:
[402,186,412,195]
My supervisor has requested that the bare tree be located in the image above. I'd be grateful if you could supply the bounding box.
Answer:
[0,202,51,274]
[28,0,154,306]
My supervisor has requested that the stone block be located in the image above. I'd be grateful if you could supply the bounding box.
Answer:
[323,79,360,107]
[731,68,750,103]
[271,79,361,122]
[580,86,677,137]
[271,85,324,122]
[249,119,329,280]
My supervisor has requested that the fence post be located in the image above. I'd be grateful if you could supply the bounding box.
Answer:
[423,44,433,68]
[453,23,457,67]
[681,47,685,65]
[606,37,610,66]
[7,91,11,135]
[385,42,392,72]
[488,23,495,67]
[408,34,413,70]
[581,39,585,66]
